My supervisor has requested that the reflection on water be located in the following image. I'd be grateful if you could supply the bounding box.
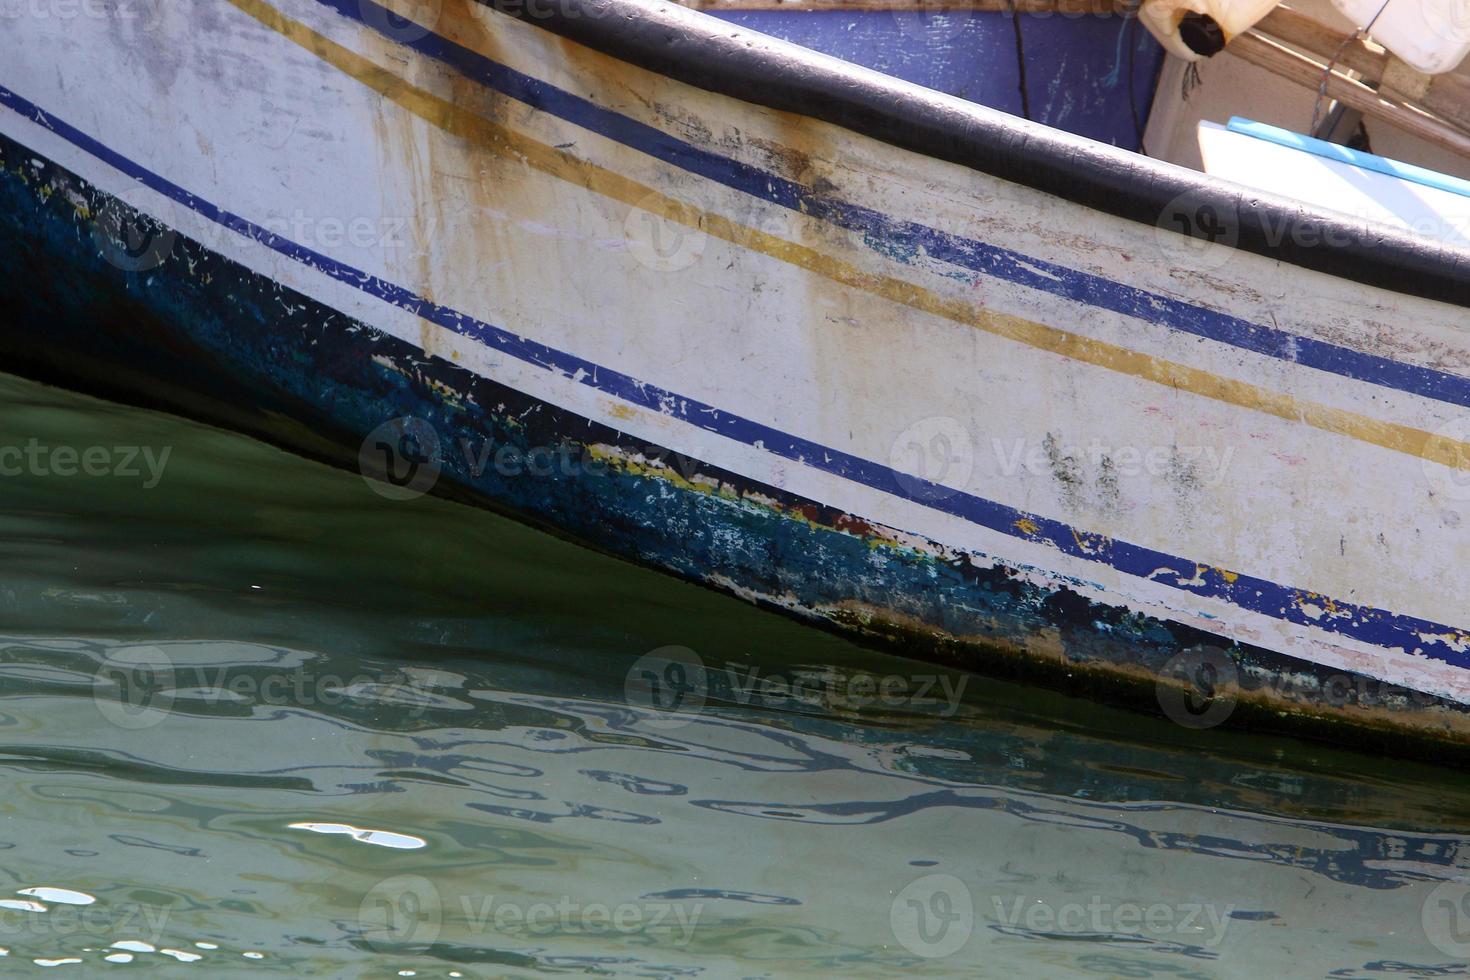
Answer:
[0,370,1468,977]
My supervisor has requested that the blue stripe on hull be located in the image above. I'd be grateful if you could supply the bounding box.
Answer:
[0,84,1466,670]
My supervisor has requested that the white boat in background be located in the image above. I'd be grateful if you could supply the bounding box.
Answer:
[0,0,1468,754]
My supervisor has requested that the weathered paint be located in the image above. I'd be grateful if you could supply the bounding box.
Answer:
[706,9,1164,149]
[0,0,1467,751]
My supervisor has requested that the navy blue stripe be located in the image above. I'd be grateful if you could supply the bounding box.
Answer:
[326,0,1470,412]
[3,84,1466,670]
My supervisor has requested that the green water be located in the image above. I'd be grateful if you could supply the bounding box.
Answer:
[2,370,1470,977]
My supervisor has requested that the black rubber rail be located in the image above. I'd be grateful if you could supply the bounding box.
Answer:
[479,0,1470,305]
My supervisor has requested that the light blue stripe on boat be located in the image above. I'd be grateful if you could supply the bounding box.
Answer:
[1228,116,1470,201]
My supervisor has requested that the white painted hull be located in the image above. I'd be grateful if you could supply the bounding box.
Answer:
[2,0,1467,744]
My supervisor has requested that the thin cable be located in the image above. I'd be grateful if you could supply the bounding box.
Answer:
[1127,12,1147,153]
[1310,0,1393,134]
[1182,61,1203,100]
[1003,0,1032,120]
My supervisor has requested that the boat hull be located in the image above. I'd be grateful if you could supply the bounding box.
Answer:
[2,0,1468,753]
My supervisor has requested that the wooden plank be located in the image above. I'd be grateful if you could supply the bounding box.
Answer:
[1228,31,1470,158]
[1255,6,1470,133]
[1257,6,1387,80]
[675,0,1126,13]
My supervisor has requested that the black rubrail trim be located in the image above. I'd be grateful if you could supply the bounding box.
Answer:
[479,0,1470,305]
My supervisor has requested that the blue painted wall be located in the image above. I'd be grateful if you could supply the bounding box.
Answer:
[709,10,1165,150]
